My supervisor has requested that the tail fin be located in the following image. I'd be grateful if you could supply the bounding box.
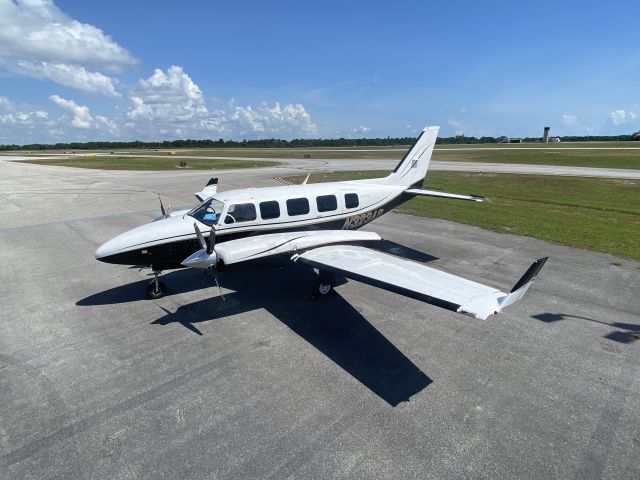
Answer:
[388,126,439,187]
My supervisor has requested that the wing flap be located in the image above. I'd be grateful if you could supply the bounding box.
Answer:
[294,245,545,320]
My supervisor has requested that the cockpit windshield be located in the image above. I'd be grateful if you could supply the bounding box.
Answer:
[188,198,225,226]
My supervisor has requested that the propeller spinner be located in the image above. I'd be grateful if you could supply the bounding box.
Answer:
[182,223,218,269]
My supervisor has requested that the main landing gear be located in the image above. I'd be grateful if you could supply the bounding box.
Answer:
[146,270,167,299]
[311,271,336,300]
[144,268,337,301]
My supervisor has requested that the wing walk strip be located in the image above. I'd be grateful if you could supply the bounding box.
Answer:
[293,245,547,320]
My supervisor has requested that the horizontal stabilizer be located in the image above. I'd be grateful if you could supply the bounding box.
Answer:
[405,189,485,202]
[194,177,219,202]
[294,246,546,320]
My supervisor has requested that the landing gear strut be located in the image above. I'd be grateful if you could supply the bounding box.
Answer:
[146,270,167,299]
[311,271,335,300]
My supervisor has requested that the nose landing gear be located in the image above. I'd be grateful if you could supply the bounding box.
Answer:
[146,270,167,299]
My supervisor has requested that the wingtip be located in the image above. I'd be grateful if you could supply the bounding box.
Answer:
[510,256,549,293]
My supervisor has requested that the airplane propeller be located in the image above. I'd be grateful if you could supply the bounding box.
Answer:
[189,222,224,299]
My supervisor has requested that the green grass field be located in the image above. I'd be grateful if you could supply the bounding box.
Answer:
[17,156,280,170]
[284,171,640,260]
[432,148,640,169]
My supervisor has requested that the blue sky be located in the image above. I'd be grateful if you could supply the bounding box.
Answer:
[0,0,638,144]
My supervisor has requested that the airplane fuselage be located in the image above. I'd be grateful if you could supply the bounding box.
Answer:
[95,179,413,270]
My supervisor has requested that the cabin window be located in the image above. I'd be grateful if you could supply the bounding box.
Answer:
[316,194,337,212]
[286,197,310,216]
[344,193,359,209]
[224,203,257,224]
[260,200,280,220]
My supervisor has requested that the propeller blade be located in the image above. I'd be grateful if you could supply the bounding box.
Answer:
[207,225,216,254]
[194,222,207,250]
[211,266,225,300]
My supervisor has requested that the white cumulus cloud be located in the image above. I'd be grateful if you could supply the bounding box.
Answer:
[223,102,317,137]
[49,94,92,129]
[352,126,371,134]
[96,115,117,134]
[0,0,136,96]
[127,65,207,122]
[609,109,626,125]
[2,65,318,142]
[125,66,317,139]
[12,60,121,97]
[0,94,57,143]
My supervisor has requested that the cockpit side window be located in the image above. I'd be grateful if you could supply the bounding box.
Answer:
[224,203,257,224]
[188,198,224,226]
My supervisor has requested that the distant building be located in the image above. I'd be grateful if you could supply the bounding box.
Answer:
[508,137,523,143]
[633,131,640,141]
[543,126,550,143]
[549,137,561,143]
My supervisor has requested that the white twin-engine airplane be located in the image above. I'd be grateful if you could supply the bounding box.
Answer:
[96,126,547,320]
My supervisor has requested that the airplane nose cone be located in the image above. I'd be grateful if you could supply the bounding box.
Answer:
[94,215,196,265]
[95,239,116,260]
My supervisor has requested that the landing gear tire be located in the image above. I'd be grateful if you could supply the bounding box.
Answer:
[146,280,167,299]
[311,277,333,300]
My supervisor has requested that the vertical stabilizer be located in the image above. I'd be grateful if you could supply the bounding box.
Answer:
[387,126,439,187]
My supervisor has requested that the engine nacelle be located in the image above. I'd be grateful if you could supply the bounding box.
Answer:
[181,249,217,269]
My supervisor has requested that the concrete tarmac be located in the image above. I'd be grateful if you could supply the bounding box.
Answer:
[1,159,639,479]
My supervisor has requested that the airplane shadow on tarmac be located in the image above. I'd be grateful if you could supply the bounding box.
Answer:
[78,262,433,406]
[531,312,640,344]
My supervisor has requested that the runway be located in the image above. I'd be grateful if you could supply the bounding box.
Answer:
[1,159,639,479]
[4,152,640,179]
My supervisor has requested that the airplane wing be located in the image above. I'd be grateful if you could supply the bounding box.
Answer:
[293,245,547,320]
[181,229,546,320]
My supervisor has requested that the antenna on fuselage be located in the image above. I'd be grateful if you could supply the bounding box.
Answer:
[158,194,170,218]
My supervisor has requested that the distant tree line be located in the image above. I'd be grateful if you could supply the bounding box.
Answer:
[1,134,637,151]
